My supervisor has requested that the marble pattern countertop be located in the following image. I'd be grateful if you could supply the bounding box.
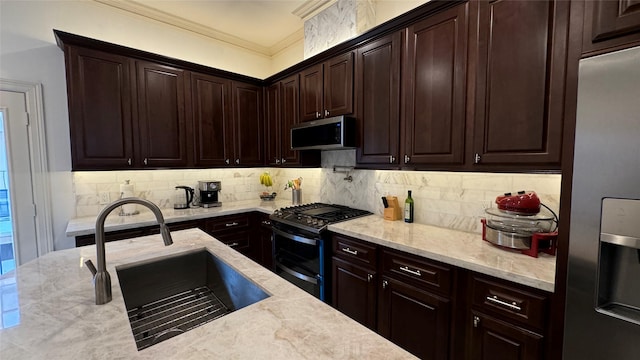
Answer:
[328,217,556,292]
[0,229,415,359]
[66,200,288,236]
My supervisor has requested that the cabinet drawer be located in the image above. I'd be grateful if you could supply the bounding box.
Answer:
[215,230,250,251]
[381,249,451,295]
[206,214,250,233]
[470,274,549,331]
[332,234,377,267]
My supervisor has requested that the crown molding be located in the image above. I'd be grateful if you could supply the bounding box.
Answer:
[292,0,337,21]
[93,0,302,57]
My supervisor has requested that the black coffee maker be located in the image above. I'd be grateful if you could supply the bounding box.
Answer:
[198,180,222,208]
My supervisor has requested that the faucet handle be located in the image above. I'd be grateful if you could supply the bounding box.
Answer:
[85,259,97,276]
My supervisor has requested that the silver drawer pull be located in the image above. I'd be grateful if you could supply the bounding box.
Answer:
[342,247,358,256]
[486,295,522,312]
[225,222,239,227]
[228,242,239,247]
[399,266,422,277]
[261,220,271,225]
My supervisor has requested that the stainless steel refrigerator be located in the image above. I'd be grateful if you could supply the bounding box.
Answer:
[564,45,640,359]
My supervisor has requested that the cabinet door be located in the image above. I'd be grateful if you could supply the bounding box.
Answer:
[191,72,232,167]
[378,276,450,360]
[280,74,301,165]
[136,61,189,167]
[66,46,134,170]
[259,217,274,270]
[472,0,567,166]
[470,311,544,360]
[583,0,640,55]
[324,52,354,118]
[232,81,263,166]
[264,83,281,166]
[356,32,402,165]
[332,257,377,330]
[300,63,324,121]
[404,3,467,166]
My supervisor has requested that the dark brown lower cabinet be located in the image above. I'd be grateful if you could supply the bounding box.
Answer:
[469,311,543,360]
[378,276,451,360]
[332,257,377,330]
[75,220,200,247]
[257,213,274,270]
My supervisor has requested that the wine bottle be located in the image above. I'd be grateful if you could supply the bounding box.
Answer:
[404,190,414,223]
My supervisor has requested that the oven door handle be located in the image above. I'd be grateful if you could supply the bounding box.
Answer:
[276,263,319,285]
[272,227,318,246]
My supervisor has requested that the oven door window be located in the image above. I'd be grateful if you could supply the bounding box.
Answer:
[273,227,324,299]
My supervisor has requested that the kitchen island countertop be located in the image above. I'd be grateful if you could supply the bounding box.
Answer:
[0,229,415,359]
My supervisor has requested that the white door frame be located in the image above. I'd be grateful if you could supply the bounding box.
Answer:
[0,79,53,259]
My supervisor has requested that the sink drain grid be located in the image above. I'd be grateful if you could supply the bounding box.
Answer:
[127,286,231,350]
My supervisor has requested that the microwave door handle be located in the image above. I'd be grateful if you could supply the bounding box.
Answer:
[272,227,318,246]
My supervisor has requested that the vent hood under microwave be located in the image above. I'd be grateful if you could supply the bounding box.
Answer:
[290,116,356,151]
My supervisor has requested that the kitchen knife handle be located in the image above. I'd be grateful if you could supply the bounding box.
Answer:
[382,197,389,208]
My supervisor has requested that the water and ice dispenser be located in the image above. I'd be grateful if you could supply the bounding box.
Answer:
[596,198,640,325]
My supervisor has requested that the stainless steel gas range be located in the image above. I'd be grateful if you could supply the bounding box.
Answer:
[269,203,372,302]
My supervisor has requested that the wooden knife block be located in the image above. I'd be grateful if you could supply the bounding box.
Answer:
[383,196,403,221]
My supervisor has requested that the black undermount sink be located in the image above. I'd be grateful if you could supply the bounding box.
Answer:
[116,249,270,350]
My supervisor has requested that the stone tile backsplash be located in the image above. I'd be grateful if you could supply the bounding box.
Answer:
[73,153,561,234]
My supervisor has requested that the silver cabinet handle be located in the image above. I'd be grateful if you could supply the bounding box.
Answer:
[228,242,239,248]
[367,273,373,282]
[382,279,388,289]
[281,158,286,164]
[225,222,239,227]
[486,295,522,312]
[225,159,230,165]
[275,158,281,164]
[143,158,148,165]
[399,266,422,277]
[473,315,480,328]
[341,247,358,256]
[127,158,132,166]
[235,159,240,165]
[324,109,329,117]
[474,153,481,164]
[261,220,271,225]
[389,155,395,163]
[404,154,410,163]
[316,111,321,119]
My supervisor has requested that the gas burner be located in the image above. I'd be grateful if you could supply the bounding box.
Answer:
[270,203,372,233]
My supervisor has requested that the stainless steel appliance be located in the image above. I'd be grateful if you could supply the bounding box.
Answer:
[173,186,194,209]
[269,203,372,302]
[198,181,221,208]
[481,191,558,258]
[564,46,640,359]
[290,115,356,150]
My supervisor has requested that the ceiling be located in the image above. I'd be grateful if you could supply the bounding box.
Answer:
[94,0,338,56]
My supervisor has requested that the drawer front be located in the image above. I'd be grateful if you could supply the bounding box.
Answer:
[471,274,548,331]
[206,214,250,233]
[332,234,377,267]
[215,230,250,251]
[381,249,452,295]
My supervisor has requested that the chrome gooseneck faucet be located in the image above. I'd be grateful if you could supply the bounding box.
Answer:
[85,197,173,305]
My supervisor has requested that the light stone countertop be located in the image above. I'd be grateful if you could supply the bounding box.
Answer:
[66,200,556,292]
[0,229,416,359]
[66,199,287,237]
[328,216,556,292]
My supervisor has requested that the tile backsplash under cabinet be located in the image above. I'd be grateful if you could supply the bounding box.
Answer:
[73,153,561,235]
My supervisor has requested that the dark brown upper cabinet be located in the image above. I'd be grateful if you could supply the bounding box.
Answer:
[136,61,189,168]
[231,81,264,166]
[300,52,354,121]
[470,0,569,168]
[64,46,135,170]
[190,72,232,167]
[582,0,640,56]
[403,3,468,167]
[265,76,320,167]
[355,32,402,166]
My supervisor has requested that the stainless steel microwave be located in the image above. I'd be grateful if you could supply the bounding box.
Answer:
[290,116,356,150]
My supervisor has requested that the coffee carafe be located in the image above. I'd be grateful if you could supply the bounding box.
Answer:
[198,180,222,208]
[174,186,194,209]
